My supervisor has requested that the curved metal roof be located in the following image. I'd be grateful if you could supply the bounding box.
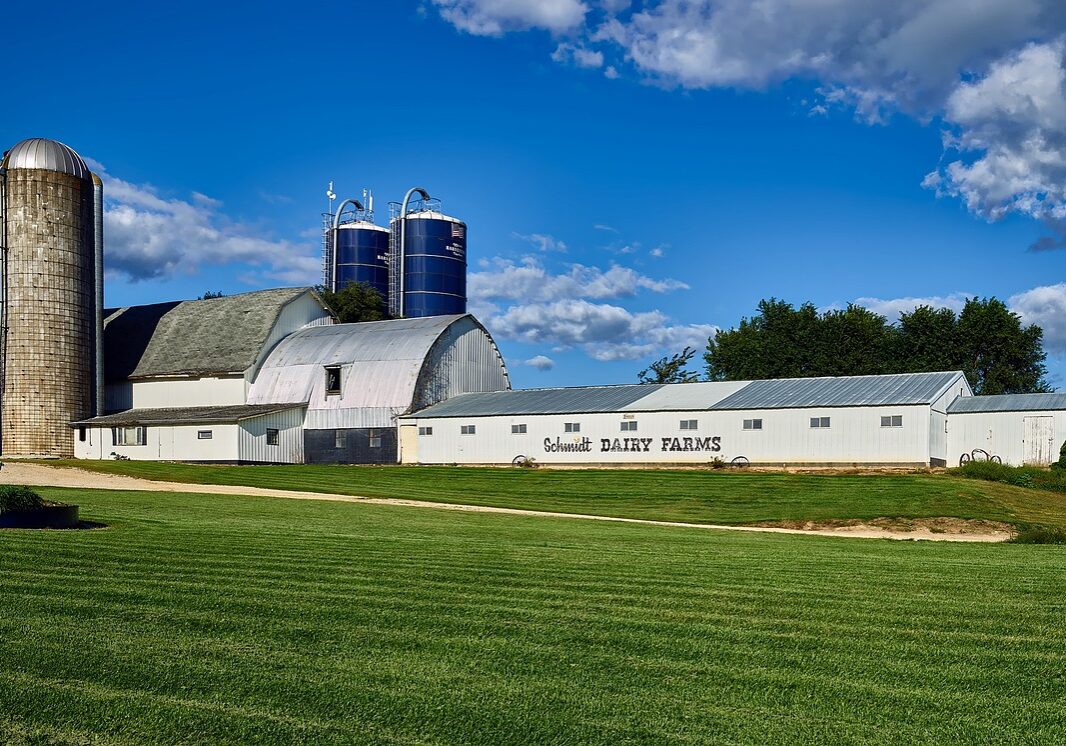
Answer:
[2,138,90,179]
[247,314,509,425]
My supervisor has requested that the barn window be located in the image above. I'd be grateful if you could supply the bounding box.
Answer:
[620,420,638,432]
[335,430,347,449]
[743,419,763,430]
[680,420,698,430]
[512,424,527,434]
[197,430,213,440]
[461,425,476,435]
[369,430,382,448]
[78,426,87,442]
[564,422,581,433]
[419,426,433,436]
[113,426,146,446]
[810,417,831,429]
[266,428,279,446]
[324,366,342,395]
[880,415,903,428]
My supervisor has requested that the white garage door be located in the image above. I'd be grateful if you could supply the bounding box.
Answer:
[1023,416,1054,466]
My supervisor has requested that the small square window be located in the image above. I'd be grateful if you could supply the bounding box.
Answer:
[335,430,347,449]
[461,425,476,435]
[419,426,433,436]
[680,420,698,430]
[369,430,382,448]
[266,428,279,446]
[197,430,213,440]
[743,419,763,431]
[324,366,342,395]
[512,424,527,434]
[620,420,638,432]
[881,415,903,428]
[564,422,581,433]
[810,417,831,429]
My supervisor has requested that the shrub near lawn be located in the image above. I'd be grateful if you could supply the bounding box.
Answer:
[0,485,44,514]
[954,460,1066,492]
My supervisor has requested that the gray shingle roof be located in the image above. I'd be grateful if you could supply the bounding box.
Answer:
[103,287,317,380]
[709,371,964,410]
[73,403,306,426]
[948,393,1066,413]
[406,384,662,418]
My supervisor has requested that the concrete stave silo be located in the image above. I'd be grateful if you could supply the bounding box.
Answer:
[0,138,102,457]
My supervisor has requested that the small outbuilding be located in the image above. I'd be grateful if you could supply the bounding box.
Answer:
[947,393,1066,466]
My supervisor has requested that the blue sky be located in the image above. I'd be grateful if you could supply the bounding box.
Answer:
[3,1,1064,388]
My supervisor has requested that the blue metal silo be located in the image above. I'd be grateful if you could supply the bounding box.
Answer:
[388,188,467,318]
[326,196,389,308]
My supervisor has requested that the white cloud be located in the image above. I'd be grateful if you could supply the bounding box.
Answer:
[513,232,568,252]
[929,39,1066,222]
[649,245,665,258]
[432,0,588,35]
[524,354,555,370]
[469,255,687,303]
[486,298,716,360]
[1010,283,1066,354]
[593,223,619,232]
[434,1,1066,231]
[854,292,973,321]
[91,162,319,284]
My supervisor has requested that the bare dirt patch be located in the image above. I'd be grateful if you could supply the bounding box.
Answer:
[749,517,1015,542]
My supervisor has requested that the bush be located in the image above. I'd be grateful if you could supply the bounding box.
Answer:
[0,485,44,514]
[1057,440,1066,470]
[952,461,1066,493]
[1010,524,1066,545]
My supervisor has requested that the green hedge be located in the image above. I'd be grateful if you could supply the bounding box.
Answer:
[0,485,44,513]
[953,461,1066,493]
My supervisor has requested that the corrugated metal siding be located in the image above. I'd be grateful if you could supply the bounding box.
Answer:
[948,393,1066,413]
[948,409,1066,466]
[619,381,751,411]
[249,293,334,380]
[412,321,511,411]
[710,372,964,410]
[409,385,663,418]
[238,407,305,463]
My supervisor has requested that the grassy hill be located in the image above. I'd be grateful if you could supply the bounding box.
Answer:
[42,460,1066,528]
[3,487,1066,743]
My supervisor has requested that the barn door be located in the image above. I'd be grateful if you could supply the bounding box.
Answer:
[1023,416,1054,466]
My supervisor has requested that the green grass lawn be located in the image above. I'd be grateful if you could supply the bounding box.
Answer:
[3,487,1066,744]
[42,459,1066,528]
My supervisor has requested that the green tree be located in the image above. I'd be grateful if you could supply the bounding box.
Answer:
[956,297,1050,395]
[816,305,894,376]
[895,305,959,373]
[318,282,388,324]
[638,347,700,384]
[705,299,822,380]
[198,291,225,300]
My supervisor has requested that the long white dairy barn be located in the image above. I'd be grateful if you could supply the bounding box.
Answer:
[401,372,975,467]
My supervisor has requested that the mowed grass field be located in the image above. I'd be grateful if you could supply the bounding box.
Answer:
[46,459,1066,528]
[3,486,1066,743]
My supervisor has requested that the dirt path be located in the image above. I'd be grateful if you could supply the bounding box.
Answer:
[0,462,1012,542]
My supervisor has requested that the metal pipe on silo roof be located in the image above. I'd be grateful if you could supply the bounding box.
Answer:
[397,187,431,318]
[330,198,364,293]
[92,172,104,416]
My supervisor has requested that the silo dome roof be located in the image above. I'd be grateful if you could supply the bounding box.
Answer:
[2,138,89,179]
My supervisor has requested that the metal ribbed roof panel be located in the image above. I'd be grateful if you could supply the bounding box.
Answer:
[3,138,89,179]
[620,381,752,411]
[408,384,663,418]
[948,393,1066,413]
[73,403,306,426]
[709,371,964,410]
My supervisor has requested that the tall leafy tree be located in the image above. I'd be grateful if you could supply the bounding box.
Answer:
[318,282,388,324]
[895,305,959,373]
[956,297,1049,394]
[816,305,894,376]
[638,347,700,384]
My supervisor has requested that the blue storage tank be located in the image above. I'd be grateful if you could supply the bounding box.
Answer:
[396,210,467,317]
[331,222,390,305]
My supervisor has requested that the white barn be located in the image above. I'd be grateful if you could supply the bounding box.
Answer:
[402,371,972,467]
[947,393,1066,467]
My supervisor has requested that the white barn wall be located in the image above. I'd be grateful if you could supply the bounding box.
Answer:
[412,404,934,465]
[75,423,241,461]
[106,376,248,411]
[948,410,1066,467]
[239,408,305,463]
